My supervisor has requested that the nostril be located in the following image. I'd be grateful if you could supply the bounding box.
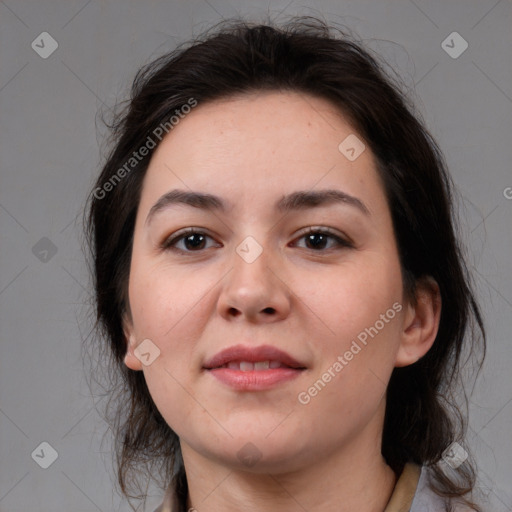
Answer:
[225,306,276,317]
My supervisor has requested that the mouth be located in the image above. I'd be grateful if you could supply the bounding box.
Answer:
[203,344,307,391]
[213,360,295,371]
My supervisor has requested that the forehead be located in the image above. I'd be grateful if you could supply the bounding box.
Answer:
[139,91,386,218]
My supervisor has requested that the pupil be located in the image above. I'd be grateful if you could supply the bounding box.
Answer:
[307,233,326,249]
[185,234,205,250]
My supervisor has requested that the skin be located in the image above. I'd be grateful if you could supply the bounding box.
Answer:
[123,91,441,512]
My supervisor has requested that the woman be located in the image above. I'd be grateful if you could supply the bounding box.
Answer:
[85,16,486,512]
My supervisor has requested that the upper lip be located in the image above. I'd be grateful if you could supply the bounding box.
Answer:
[203,344,306,369]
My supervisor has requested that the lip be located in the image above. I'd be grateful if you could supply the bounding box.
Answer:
[203,344,307,391]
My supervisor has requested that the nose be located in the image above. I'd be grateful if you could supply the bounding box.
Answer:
[216,243,291,323]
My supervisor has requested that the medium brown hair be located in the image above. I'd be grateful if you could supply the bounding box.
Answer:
[84,16,486,511]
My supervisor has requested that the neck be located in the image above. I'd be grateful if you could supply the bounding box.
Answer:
[181,424,397,512]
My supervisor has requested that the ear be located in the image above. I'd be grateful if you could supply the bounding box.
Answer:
[395,276,441,367]
[122,314,143,371]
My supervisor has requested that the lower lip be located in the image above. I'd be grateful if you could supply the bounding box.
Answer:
[205,367,304,391]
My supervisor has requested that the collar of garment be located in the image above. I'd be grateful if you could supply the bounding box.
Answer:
[154,462,434,512]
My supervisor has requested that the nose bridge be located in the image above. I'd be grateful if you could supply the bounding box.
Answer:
[231,235,273,298]
[217,234,290,320]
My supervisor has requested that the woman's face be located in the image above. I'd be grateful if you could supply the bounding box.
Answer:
[124,91,410,472]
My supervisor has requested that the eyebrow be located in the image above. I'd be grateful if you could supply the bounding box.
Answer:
[145,188,370,226]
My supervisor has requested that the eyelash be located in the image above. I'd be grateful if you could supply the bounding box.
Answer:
[160,227,353,253]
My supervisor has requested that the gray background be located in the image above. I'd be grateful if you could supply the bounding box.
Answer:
[1,0,511,511]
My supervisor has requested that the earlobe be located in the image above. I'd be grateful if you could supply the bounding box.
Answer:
[124,340,144,371]
[395,277,441,367]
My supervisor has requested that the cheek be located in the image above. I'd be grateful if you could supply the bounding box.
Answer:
[127,264,216,435]
[296,254,404,405]
[294,269,403,433]
[128,259,212,341]
[300,254,403,340]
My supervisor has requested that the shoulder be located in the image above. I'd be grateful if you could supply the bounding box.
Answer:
[154,463,477,512]
[411,465,474,512]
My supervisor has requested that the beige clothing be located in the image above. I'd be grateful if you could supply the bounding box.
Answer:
[154,462,451,512]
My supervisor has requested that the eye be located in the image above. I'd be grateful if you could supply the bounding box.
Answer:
[291,227,353,251]
[160,228,221,252]
[160,227,352,253]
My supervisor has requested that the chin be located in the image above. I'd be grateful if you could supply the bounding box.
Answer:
[212,445,306,474]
